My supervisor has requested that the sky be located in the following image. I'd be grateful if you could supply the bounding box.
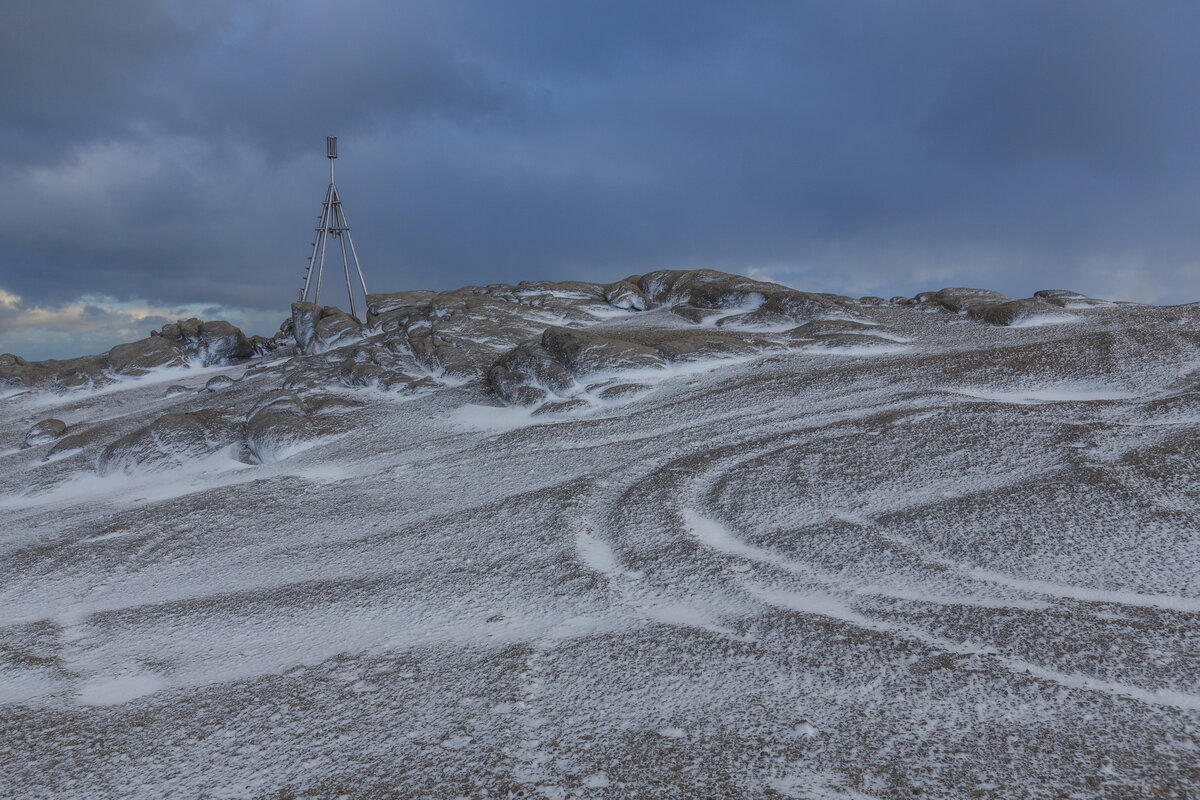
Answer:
[2,0,1199,360]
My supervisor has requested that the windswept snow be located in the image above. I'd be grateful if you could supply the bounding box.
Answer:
[1,272,1198,799]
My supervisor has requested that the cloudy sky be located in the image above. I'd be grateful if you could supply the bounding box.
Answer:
[2,1,1199,359]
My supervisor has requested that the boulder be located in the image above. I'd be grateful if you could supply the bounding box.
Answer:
[968,298,1069,327]
[647,332,770,361]
[489,322,791,405]
[111,318,254,373]
[612,327,778,361]
[47,424,114,459]
[291,302,364,355]
[904,288,1077,326]
[246,334,286,358]
[1,317,256,391]
[540,327,666,376]
[489,327,672,406]
[0,354,112,391]
[205,375,236,392]
[244,391,352,464]
[97,410,239,475]
[244,391,314,464]
[604,281,648,311]
[613,269,863,328]
[22,418,67,449]
[0,357,43,391]
[787,320,882,338]
[1033,289,1086,300]
[196,320,254,363]
[488,342,576,404]
[669,305,724,324]
[532,398,592,416]
[926,288,1013,313]
[106,337,187,373]
[366,290,438,320]
[598,383,652,401]
[281,340,436,393]
[801,333,902,350]
[404,327,490,380]
[1033,289,1111,308]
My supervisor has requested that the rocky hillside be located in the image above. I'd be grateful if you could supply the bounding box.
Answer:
[1,270,1197,798]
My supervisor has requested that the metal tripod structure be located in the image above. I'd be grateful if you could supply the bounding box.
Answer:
[299,136,369,319]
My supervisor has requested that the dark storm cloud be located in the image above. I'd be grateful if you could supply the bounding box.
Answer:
[2,0,1199,358]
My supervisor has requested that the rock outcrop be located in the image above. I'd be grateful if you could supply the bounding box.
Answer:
[489,325,673,404]
[150,318,255,365]
[22,418,67,449]
[489,325,786,405]
[1,317,258,393]
[892,286,1108,326]
[243,390,350,464]
[2,271,1123,434]
[291,303,364,355]
[97,410,240,475]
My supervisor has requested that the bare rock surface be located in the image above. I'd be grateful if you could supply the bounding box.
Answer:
[0,270,1198,799]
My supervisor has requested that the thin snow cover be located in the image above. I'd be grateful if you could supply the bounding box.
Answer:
[1005,312,1081,327]
[1,278,1199,798]
[21,359,248,411]
[696,291,767,326]
[799,341,911,356]
[76,673,171,707]
[949,384,1139,404]
[448,401,540,432]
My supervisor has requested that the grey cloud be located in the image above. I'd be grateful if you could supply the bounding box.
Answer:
[2,1,1199,359]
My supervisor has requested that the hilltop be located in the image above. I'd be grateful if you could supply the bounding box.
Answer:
[1,270,1197,798]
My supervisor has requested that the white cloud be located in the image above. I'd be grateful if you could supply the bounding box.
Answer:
[0,288,283,361]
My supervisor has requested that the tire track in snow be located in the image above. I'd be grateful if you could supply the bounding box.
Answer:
[573,520,749,641]
[566,390,1200,716]
[748,584,1200,713]
[680,509,1043,610]
[680,509,1200,712]
[876,529,1200,613]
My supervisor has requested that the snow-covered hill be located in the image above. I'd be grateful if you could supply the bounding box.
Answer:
[1,270,1197,798]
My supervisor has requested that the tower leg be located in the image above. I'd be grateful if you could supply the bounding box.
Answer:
[345,229,369,298]
[333,193,369,297]
[298,156,368,320]
[338,231,356,320]
[301,184,334,303]
[314,222,331,305]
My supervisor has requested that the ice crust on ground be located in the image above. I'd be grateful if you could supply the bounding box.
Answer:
[0,269,1198,798]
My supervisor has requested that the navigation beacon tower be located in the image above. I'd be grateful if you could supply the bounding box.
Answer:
[299,136,369,319]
